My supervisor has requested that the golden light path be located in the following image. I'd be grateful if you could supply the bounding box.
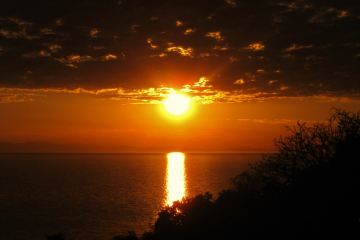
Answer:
[166,152,187,206]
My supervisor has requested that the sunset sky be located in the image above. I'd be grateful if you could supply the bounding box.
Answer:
[1,0,360,152]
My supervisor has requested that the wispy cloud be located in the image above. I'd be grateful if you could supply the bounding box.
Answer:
[166,43,193,57]
[243,43,265,51]
[206,31,223,41]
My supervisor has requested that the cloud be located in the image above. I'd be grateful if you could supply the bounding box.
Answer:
[234,79,244,84]
[90,28,99,37]
[237,118,315,125]
[166,44,193,57]
[243,43,265,51]
[0,88,47,103]
[184,29,196,35]
[55,55,96,67]
[0,0,359,102]
[101,54,117,61]
[0,92,36,103]
[225,0,236,7]
[176,21,184,26]
[285,44,313,52]
[147,38,158,49]
[22,51,51,58]
[206,31,223,41]
[49,44,61,52]
[2,77,360,105]
[268,80,278,84]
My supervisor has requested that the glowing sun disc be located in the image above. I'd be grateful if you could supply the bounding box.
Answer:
[164,94,190,115]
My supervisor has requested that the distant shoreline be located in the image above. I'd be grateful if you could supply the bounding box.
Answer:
[0,140,275,154]
[0,152,275,154]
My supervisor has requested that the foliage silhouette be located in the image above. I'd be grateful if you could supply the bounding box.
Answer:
[240,108,360,189]
[45,233,65,240]
[151,193,216,240]
[113,231,138,240]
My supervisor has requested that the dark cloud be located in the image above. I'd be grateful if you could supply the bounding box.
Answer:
[0,0,359,100]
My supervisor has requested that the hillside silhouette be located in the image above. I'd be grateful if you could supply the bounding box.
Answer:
[47,108,360,240]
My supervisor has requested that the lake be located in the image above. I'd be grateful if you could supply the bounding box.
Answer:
[0,153,264,240]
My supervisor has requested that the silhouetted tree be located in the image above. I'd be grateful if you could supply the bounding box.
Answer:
[45,233,65,240]
[233,108,360,192]
[227,108,360,240]
[113,231,138,240]
[151,193,215,240]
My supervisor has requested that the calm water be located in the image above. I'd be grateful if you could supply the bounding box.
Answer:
[0,153,263,240]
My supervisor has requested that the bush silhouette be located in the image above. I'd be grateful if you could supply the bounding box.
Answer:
[237,108,360,189]
[113,231,138,240]
[45,233,65,240]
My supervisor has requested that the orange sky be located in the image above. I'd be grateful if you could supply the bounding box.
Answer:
[1,90,359,152]
[1,1,360,152]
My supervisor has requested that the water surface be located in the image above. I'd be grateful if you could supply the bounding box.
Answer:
[0,153,263,240]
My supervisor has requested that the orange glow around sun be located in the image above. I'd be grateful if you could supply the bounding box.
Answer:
[164,93,190,115]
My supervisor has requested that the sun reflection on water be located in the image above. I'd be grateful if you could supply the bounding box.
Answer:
[166,152,187,206]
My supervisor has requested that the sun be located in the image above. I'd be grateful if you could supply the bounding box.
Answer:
[164,93,190,115]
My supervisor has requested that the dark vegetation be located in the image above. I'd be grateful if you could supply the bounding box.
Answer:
[47,108,360,240]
